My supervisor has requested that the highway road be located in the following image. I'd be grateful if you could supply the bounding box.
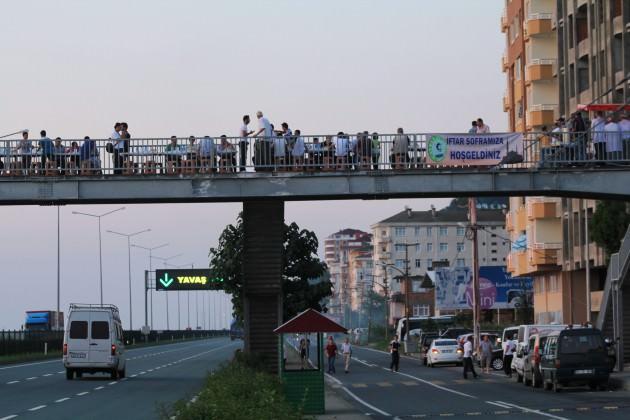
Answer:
[0,337,240,420]
[327,345,630,419]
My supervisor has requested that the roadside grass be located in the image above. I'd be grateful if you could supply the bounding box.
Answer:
[164,353,306,420]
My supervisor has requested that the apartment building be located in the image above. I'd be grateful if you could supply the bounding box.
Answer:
[502,0,559,131]
[372,205,509,323]
[347,247,373,312]
[557,0,629,116]
[323,229,372,322]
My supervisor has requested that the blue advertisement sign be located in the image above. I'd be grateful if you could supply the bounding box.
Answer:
[434,266,532,310]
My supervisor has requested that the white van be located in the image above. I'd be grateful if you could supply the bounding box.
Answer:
[63,304,126,380]
[511,324,580,382]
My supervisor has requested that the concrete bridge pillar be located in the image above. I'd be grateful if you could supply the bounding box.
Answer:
[242,200,284,373]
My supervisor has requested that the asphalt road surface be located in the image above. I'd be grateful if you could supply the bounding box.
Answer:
[0,337,240,420]
[327,345,630,419]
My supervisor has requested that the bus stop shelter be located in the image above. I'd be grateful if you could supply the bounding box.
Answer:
[274,308,347,415]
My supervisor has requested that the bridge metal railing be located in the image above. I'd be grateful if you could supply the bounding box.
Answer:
[0,131,629,177]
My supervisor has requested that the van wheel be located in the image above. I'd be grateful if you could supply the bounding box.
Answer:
[110,369,118,380]
[491,358,503,371]
[552,377,561,393]
[65,369,74,380]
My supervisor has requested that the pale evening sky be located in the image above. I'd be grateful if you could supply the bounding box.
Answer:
[0,0,505,330]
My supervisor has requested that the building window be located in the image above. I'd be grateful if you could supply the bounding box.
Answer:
[427,259,433,269]
[414,226,421,236]
[366,261,373,269]
[456,226,465,236]
[439,243,448,252]
[395,259,405,269]
[426,226,432,236]
[395,244,406,252]
[415,244,421,253]
[439,227,448,236]
[412,304,430,317]
[457,242,465,252]
[457,258,465,267]
[394,227,406,237]
[491,249,497,254]
[415,259,422,268]
[426,243,433,252]
[515,56,521,80]
[491,258,498,262]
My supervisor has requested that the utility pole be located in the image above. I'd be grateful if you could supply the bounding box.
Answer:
[469,197,481,353]
[393,242,419,341]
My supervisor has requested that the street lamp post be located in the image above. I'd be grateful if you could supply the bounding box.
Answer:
[107,228,151,331]
[385,242,419,342]
[152,254,183,331]
[131,242,169,329]
[72,207,125,305]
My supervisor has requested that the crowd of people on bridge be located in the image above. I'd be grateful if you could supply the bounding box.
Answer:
[1,109,629,176]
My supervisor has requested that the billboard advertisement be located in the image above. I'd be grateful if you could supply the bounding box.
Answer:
[434,266,532,310]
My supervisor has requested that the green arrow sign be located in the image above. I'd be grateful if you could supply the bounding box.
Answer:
[159,273,174,288]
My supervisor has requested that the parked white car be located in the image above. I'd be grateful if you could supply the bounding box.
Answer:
[63,303,126,380]
[427,339,463,367]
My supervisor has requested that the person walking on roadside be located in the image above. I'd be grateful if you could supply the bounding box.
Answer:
[462,335,478,379]
[503,334,516,377]
[325,336,338,374]
[341,337,352,373]
[390,334,400,372]
[479,335,493,374]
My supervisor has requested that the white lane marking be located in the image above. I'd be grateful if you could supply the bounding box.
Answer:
[0,359,59,370]
[76,392,89,396]
[28,405,46,411]
[94,386,104,390]
[496,401,569,420]
[394,371,476,399]
[108,381,117,385]
[326,373,391,417]
[130,374,138,378]
[353,358,377,368]
[139,371,146,375]
[55,398,70,403]
[147,369,153,372]
[486,401,511,409]
[25,377,37,381]
[6,381,19,385]
[43,373,53,377]
[57,371,64,374]
[0,415,18,420]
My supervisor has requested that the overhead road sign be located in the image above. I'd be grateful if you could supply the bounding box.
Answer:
[155,269,224,291]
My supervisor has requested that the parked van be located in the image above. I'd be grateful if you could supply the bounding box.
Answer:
[511,324,578,382]
[522,333,550,387]
[540,328,609,392]
[63,304,126,380]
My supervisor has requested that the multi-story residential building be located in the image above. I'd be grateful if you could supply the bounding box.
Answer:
[557,0,629,116]
[372,205,509,324]
[324,229,372,322]
[502,0,558,132]
[347,247,373,313]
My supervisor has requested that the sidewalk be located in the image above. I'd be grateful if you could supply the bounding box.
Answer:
[316,382,368,420]
[609,364,630,391]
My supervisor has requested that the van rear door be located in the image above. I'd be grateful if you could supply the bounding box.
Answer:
[558,333,607,370]
[88,312,111,365]
[67,312,90,363]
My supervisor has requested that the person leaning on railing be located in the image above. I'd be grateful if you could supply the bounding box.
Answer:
[165,136,182,174]
[392,127,409,170]
[52,137,66,175]
[371,132,380,170]
[79,136,100,175]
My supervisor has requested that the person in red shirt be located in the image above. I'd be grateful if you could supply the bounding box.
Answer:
[325,336,338,374]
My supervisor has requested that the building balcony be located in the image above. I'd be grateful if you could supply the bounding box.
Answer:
[507,251,529,276]
[525,59,555,84]
[514,206,527,232]
[527,104,556,128]
[527,200,557,220]
[501,11,508,33]
[503,95,510,112]
[577,38,589,58]
[506,212,514,232]
[526,13,553,36]
[501,54,508,72]
[613,15,623,35]
[528,248,558,266]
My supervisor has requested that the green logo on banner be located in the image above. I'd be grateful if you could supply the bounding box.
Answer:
[428,135,447,162]
[159,273,174,288]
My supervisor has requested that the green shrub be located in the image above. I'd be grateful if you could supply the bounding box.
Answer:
[164,358,303,420]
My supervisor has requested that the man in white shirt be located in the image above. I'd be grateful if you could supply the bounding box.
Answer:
[591,111,606,160]
[604,115,622,161]
[462,335,478,379]
[476,118,491,134]
[239,115,253,172]
[503,334,516,377]
[251,111,273,170]
[334,133,349,169]
[341,337,352,373]
[110,122,123,174]
[252,110,272,138]
[620,114,630,160]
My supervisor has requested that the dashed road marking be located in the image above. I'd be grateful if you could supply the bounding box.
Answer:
[0,415,18,420]
[376,382,393,387]
[108,381,117,385]
[43,373,53,377]
[401,381,419,386]
[28,405,46,412]
[94,386,104,390]
[76,392,89,396]
[131,374,138,377]
[439,414,454,417]
[55,398,70,403]
[431,380,447,385]
[603,406,618,410]
[139,371,146,375]
[576,407,590,411]
[549,408,564,412]
[351,383,367,388]
[57,371,64,374]
[466,413,481,416]
[6,381,19,385]
[25,377,36,381]
[494,410,509,415]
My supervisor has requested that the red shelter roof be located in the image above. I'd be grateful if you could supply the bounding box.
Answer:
[274,308,347,334]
